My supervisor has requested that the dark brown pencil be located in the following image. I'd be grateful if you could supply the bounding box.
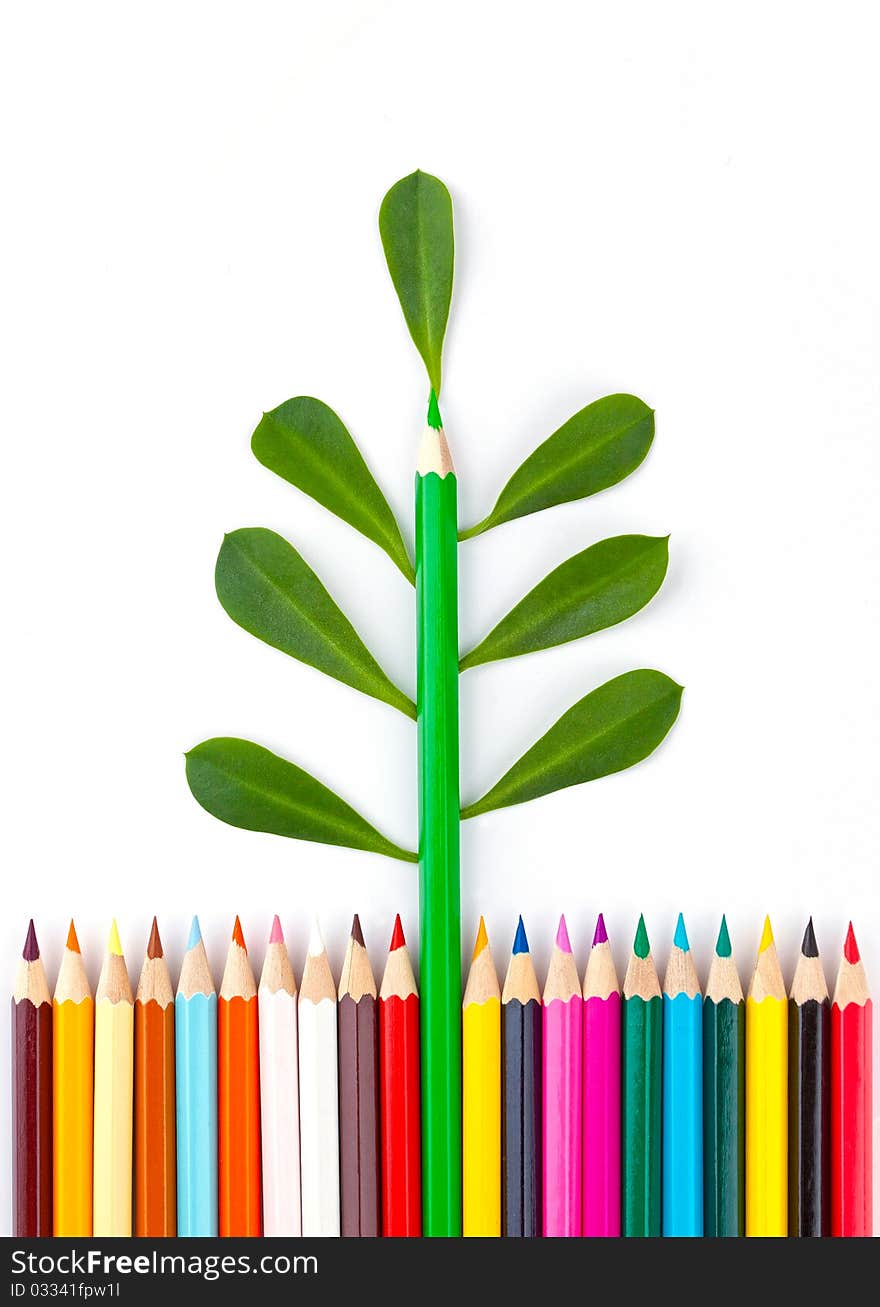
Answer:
[788,917,830,1236]
[338,915,380,1236]
[12,920,53,1236]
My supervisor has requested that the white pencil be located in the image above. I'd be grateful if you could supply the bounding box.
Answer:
[259,915,301,1236]
[298,918,340,1236]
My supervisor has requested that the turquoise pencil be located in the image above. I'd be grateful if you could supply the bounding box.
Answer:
[662,913,703,1235]
[175,917,218,1236]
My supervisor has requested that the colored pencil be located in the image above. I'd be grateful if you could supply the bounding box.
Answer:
[463,917,501,1236]
[175,915,217,1236]
[788,917,829,1237]
[338,914,380,1237]
[12,920,52,1237]
[93,920,134,1236]
[416,390,461,1236]
[622,914,662,1237]
[662,913,703,1236]
[501,916,542,1237]
[746,916,787,1236]
[542,914,583,1236]
[582,912,621,1237]
[258,914,301,1236]
[53,920,93,1236]
[135,918,176,1236]
[378,914,421,1237]
[298,918,340,1236]
[218,916,261,1237]
[703,915,744,1237]
[831,923,872,1237]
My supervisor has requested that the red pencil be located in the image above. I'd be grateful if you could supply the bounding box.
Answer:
[12,920,53,1236]
[378,915,421,1236]
[831,923,872,1237]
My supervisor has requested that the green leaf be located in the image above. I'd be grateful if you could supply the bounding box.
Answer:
[215,528,416,719]
[186,737,418,862]
[459,394,655,539]
[379,170,454,394]
[251,397,414,584]
[460,535,669,671]
[461,670,682,818]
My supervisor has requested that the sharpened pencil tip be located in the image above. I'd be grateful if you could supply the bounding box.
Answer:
[350,913,365,946]
[186,916,202,950]
[308,917,325,957]
[633,913,650,959]
[759,915,774,954]
[801,916,819,958]
[473,916,489,960]
[108,919,123,957]
[844,921,860,964]
[715,914,732,958]
[147,917,163,959]
[232,916,246,951]
[269,914,284,945]
[592,912,608,946]
[389,914,406,951]
[427,388,442,429]
[512,915,529,955]
[66,919,81,954]
[673,912,690,952]
[555,914,572,953]
[23,919,39,962]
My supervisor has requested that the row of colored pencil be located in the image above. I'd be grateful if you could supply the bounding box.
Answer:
[12,914,420,1238]
[462,913,872,1237]
[12,912,872,1238]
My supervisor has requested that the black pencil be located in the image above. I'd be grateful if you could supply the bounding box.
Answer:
[788,917,830,1236]
[501,916,542,1237]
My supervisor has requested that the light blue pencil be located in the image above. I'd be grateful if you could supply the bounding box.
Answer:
[662,913,703,1235]
[175,916,218,1236]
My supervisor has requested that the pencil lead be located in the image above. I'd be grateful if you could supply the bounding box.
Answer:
[232,916,246,951]
[759,915,774,954]
[108,919,123,957]
[307,917,325,956]
[715,914,732,958]
[186,915,202,950]
[473,916,489,959]
[801,916,818,958]
[22,919,39,962]
[66,919,81,954]
[147,917,163,960]
[592,912,608,946]
[633,913,650,959]
[351,913,365,946]
[673,912,690,952]
[844,921,860,965]
[389,913,406,951]
[269,914,284,945]
[555,914,572,953]
[512,915,529,955]
[427,388,442,429]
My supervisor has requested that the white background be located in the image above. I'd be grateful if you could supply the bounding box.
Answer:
[2,1,877,1233]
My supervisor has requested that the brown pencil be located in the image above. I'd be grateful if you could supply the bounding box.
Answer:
[12,920,52,1236]
[135,918,176,1236]
[338,914,380,1236]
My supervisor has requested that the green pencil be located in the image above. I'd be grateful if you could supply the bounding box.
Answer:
[416,391,461,1235]
[622,914,662,1236]
[703,915,746,1237]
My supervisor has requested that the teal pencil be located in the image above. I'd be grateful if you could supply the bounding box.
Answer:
[175,917,218,1236]
[662,913,703,1235]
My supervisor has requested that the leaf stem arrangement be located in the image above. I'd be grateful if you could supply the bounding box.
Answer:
[185,171,683,1233]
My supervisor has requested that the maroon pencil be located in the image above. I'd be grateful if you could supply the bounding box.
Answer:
[338,915,380,1236]
[12,920,53,1236]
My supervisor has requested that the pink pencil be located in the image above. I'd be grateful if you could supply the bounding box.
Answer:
[543,915,583,1236]
[582,913,621,1236]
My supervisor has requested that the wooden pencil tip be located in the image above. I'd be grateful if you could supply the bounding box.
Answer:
[427,388,442,429]
[269,914,284,944]
[512,915,529,955]
[350,913,365,946]
[307,917,325,956]
[23,919,39,962]
[759,915,774,954]
[147,917,163,959]
[108,919,123,957]
[844,921,860,964]
[633,913,650,959]
[555,914,572,952]
[473,916,489,960]
[186,915,202,950]
[232,915,246,950]
[390,913,405,951]
[592,912,608,946]
[66,919,81,954]
[801,916,819,958]
[715,914,732,958]
[673,912,690,951]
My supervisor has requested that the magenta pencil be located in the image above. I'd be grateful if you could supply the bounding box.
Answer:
[542,915,583,1236]
[582,913,621,1236]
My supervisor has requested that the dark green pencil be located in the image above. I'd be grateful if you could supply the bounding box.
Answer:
[703,915,745,1237]
[622,914,662,1237]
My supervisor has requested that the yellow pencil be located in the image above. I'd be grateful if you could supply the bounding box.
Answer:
[53,921,94,1235]
[93,920,134,1237]
[746,915,787,1236]
[463,917,501,1236]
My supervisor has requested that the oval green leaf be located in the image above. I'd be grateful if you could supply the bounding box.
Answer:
[379,170,454,395]
[459,394,655,539]
[251,397,414,584]
[461,669,682,818]
[216,528,416,719]
[186,737,418,862]
[460,535,669,671]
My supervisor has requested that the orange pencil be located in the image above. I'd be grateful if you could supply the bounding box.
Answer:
[219,916,261,1236]
[134,918,176,1236]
